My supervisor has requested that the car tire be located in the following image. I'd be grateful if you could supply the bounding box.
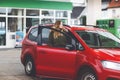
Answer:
[25,57,35,76]
[78,69,97,80]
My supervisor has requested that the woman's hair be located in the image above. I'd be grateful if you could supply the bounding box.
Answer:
[52,20,64,39]
[54,20,62,29]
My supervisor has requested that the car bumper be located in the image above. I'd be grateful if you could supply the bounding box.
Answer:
[98,68,120,80]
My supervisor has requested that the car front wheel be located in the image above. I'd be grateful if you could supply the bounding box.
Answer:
[78,69,97,80]
[25,58,35,76]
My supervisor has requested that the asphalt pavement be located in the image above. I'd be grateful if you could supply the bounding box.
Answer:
[0,48,41,80]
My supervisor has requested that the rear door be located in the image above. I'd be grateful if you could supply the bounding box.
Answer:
[36,27,77,79]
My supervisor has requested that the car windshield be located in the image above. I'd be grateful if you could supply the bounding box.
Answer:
[76,30,120,48]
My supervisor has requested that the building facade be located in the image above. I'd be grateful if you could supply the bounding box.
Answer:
[108,0,120,18]
[101,0,120,19]
[0,0,72,48]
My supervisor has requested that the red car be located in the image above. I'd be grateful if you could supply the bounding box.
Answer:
[21,25,120,80]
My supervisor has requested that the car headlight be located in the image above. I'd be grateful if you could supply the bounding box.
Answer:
[102,61,120,70]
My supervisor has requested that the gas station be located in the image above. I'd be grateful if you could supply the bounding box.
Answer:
[0,0,116,48]
[1,1,120,80]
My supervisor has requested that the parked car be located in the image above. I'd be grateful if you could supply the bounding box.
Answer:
[21,25,120,80]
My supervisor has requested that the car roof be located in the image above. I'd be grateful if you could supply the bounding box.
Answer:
[68,25,106,32]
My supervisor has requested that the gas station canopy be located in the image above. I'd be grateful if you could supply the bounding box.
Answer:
[0,0,73,10]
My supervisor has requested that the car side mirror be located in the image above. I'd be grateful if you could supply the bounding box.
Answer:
[65,44,75,50]
[77,43,84,50]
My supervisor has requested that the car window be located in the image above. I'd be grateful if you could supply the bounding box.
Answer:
[28,27,38,42]
[41,27,76,49]
[41,28,51,45]
[76,30,120,48]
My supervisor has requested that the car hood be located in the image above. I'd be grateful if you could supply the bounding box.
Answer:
[94,48,120,61]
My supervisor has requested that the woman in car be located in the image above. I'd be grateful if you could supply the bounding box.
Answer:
[48,20,67,47]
